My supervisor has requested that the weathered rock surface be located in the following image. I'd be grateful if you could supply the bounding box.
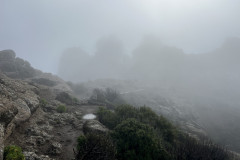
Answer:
[0,50,72,93]
[0,50,85,159]
[83,120,108,135]
[0,50,38,79]
[23,151,54,160]
[0,73,40,138]
[48,142,62,155]
[0,124,4,160]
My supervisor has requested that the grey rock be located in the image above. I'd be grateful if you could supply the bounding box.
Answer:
[55,92,73,105]
[83,120,108,135]
[0,124,4,160]
[0,50,16,61]
[24,152,55,160]
[49,142,62,155]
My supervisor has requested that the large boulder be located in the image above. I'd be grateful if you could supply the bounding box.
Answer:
[55,92,73,105]
[83,120,108,135]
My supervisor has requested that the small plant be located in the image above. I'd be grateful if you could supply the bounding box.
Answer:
[39,98,47,107]
[3,145,25,160]
[72,97,79,103]
[56,104,66,113]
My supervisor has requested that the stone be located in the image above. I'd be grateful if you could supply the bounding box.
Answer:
[0,124,4,160]
[23,152,55,160]
[83,120,108,135]
[0,50,16,61]
[55,92,73,105]
[48,142,62,155]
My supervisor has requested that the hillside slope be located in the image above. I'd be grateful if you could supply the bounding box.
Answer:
[0,49,239,159]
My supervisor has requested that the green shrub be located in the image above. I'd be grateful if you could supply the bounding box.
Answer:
[76,134,116,160]
[90,88,125,106]
[77,135,87,151]
[97,105,232,160]
[72,97,79,103]
[97,107,118,129]
[3,145,25,160]
[112,118,170,160]
[56,105,66,113]
[97,105,177,142]
[39,98,47,107]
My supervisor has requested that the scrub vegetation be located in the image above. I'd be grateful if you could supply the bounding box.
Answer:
[76,104,234,160]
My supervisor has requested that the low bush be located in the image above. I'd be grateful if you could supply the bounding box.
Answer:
[39,98,47,107]
[56,105,66,113]
[96,104,233,160]
[76,133,116,160]
[3,145,25,160]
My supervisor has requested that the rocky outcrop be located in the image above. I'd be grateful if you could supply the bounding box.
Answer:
[0,50,38,79]
[0,50,96,159]
[30,73,72,93]
[55,92,75,105]
[0,50,16,62]
[0,50,72,93]
[0,73,41,159]
[0,124,4,160]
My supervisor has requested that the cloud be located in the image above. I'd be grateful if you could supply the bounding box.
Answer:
[1,0,240,73]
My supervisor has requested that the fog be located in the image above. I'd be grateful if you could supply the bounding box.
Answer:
[1,0,240,152]
[1,0,240,73]
[58,36,240,151]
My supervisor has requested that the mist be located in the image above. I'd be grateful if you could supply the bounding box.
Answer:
[1,0,240,73]
[2,0,240,153]
[58,35,240,151]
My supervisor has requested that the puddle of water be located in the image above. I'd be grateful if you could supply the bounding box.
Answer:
[83,113,96,120]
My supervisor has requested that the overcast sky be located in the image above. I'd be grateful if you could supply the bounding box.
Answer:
[1,0,240,73]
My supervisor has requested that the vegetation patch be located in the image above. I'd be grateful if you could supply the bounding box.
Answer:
[95,104,234,160]
[76,133,115,160]
[39,98,47,107]
[4,145,25,160]
[89,88,125,108]
[56,104,66,113]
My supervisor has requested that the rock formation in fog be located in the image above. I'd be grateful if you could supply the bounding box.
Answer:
[58,36,129,82]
